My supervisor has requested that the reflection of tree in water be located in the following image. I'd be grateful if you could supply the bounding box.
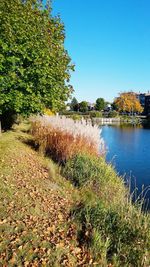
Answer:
[107,123,143,131]
[142,121,150,129]
[119,124,143,131]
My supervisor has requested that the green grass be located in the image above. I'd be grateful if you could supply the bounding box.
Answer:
[63,153,150,267]
[63,153,126,208]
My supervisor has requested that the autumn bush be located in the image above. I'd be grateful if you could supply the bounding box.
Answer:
[31,115,105,163]
[43,108,55,116]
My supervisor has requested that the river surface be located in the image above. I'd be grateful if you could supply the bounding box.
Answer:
[102,124,150,208]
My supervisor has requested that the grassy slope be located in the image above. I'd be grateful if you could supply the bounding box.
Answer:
[0,122,91,266]
[0,122,150,267]
[63,154,150,267]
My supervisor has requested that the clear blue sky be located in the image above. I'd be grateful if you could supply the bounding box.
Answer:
[51,0,150,103]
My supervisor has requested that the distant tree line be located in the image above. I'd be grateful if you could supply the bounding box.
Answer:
[70,97,110,113]
[70,92,143,115]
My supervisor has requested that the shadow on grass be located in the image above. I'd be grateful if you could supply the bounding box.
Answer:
[18,135,39,151]
[20,128,30,134]
[24,139,39,151]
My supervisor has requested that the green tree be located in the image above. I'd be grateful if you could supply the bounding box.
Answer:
[70,97,78,111]
[0,0,74,129]
[95,98,105,111]
[79,101,88,113]
[111,101,118,111]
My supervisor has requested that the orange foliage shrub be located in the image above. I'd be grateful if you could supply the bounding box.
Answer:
[114,92,143,113]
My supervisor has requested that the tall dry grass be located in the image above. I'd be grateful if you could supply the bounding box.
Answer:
[31,115,105,163]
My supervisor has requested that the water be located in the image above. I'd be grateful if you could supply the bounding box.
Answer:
[102,124,150,208]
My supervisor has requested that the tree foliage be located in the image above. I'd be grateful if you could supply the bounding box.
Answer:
[0,0,74,128]
[70,97,78,111]
[79,101,88,112]
[114,92,143,113]
[95,98,105,111]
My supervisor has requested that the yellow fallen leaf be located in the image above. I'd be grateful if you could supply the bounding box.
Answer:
[56,242,64,248]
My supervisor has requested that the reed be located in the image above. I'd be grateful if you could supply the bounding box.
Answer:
[31,115,105,163]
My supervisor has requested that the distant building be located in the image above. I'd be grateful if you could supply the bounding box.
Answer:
[144,94,150,115]
[88,102,95,110]
[104,103,112,112]
[135,92,150,115]
[66,104,71,111]
[136,93,146,108]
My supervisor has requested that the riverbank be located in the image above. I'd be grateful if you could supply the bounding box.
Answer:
[60,111,150,126]
[0,120,150,266]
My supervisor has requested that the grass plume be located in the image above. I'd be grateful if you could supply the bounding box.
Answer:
[31,115,105,163]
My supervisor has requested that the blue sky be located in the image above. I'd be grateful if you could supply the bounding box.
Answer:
[51,0,150,103]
